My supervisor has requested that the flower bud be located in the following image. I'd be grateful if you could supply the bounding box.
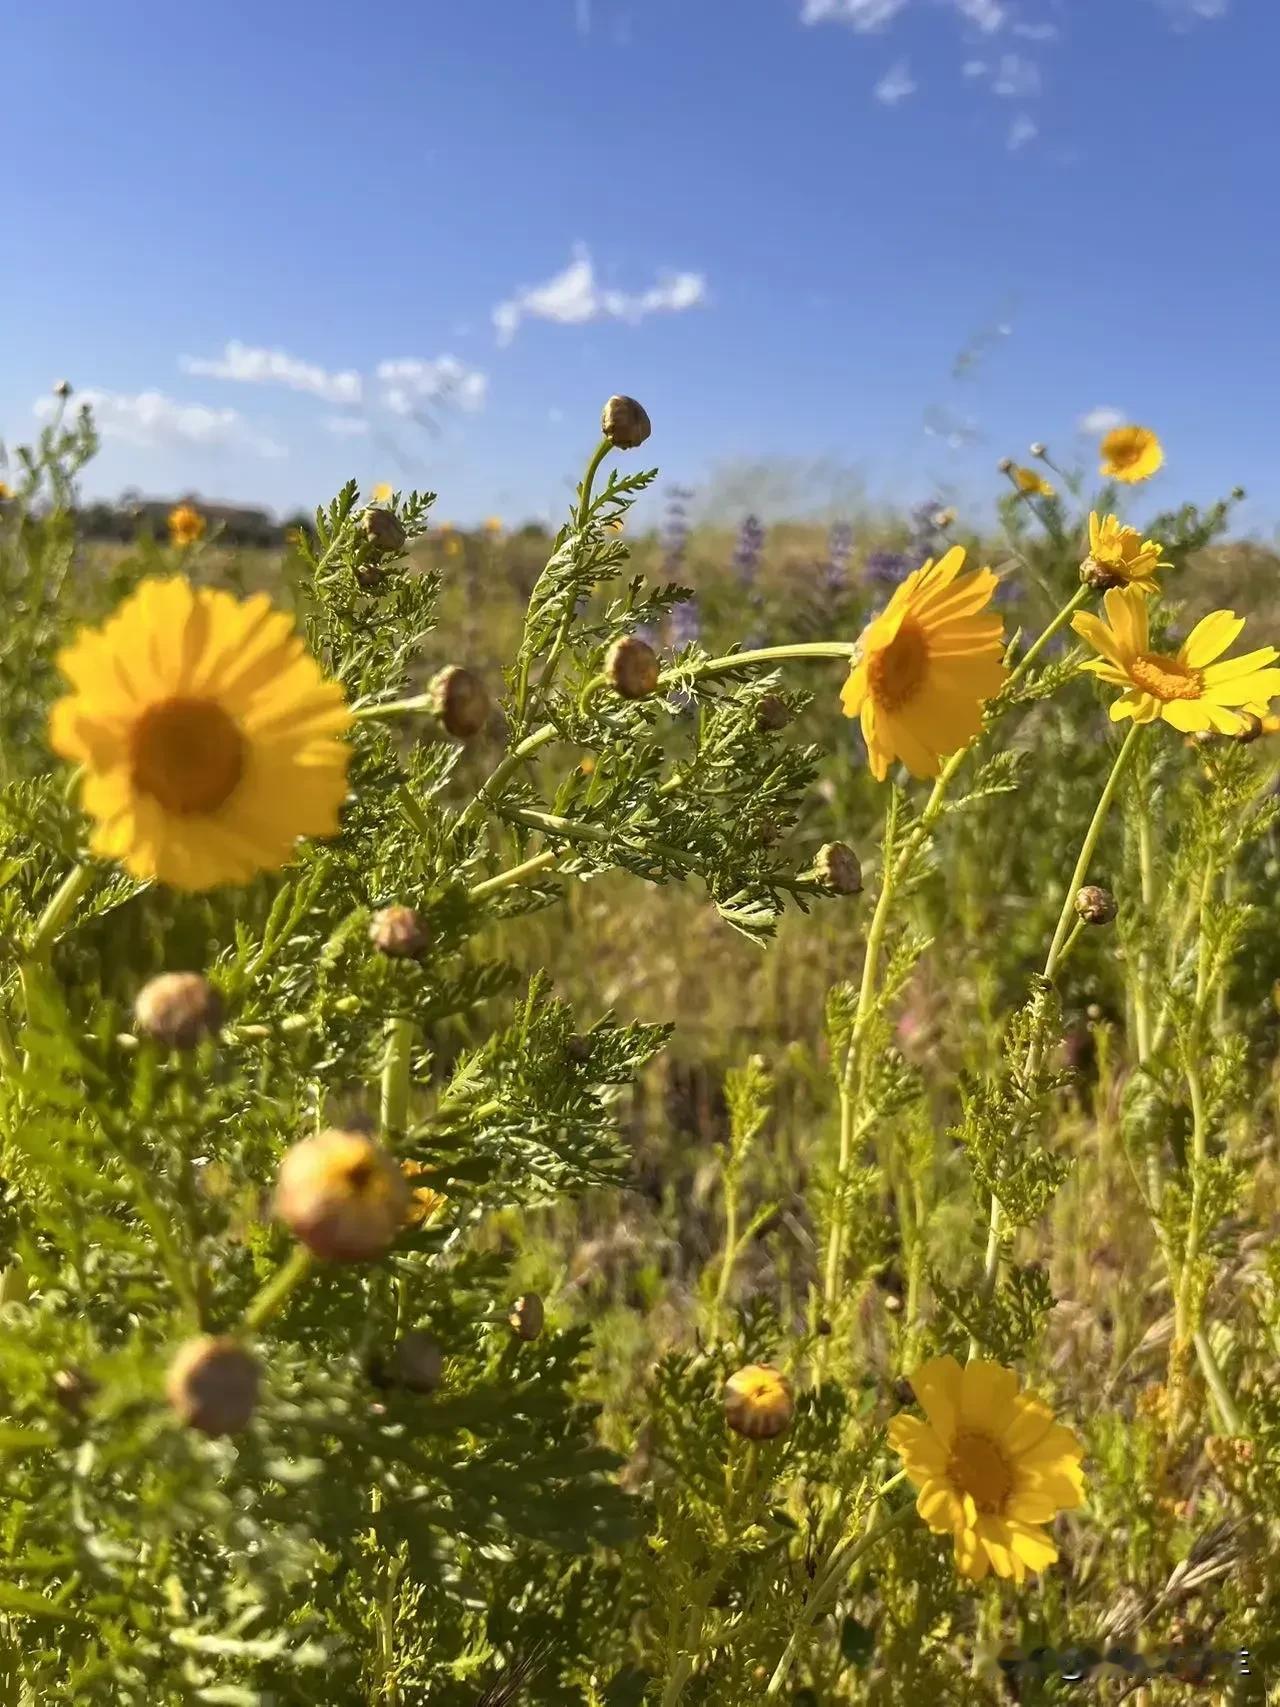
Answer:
[606,635,660,700]
[363,506,406,555]
[997,458,1013,474]
[814,842,863,896]
[1231,486,1246,501]
[134,972,223,1048]
[429,665,490,739]
[52,1366,98,1418]
[275,1128,409,1263]
[369,904,427,958]
[53,379,72,399]
[509,1293,544,1341]
[724,1363,794,1440]
[166,1336,260,1436]
[601,394,651,450]
[1233,711,1264,745]
[1079,555,1123,593]
[1074,884,1117,926]
[1029,442,1047,459]
[390,1330,445,1393]
[755,694,791,732]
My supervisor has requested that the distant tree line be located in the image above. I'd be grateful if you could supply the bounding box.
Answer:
[75,496,313,548]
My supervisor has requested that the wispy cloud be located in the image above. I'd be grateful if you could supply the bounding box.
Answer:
[1007,113,1038,151]
[37,389,286,458]
[1078,405,1126,435]
[1156,0,1228,22]
[1013,20,1059,39]
[324,416,371,436]
[962,58,989,76]
[801,0,909,26]
[951,0,1006,33]
[874,58,919,102]
[992,52,1041,97]
[493,244,706,345]
[180,341,362,406]
[375,356,488,416]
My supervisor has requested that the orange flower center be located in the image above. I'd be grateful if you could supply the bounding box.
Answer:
[1129,652,1203,702]
[868,621,929,712]
[1107,434,1146,470]
[132,697,244,815]
[948,1430,1013,1514]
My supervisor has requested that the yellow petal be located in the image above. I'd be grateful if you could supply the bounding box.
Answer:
[1181,609,1245,669]
[907,1356,963,1448]
[887,1414,949,1479]
[915,1477,965,1534]
[959,1360,1020,1433]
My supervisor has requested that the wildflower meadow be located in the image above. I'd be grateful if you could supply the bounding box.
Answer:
[2,387,1280,1706]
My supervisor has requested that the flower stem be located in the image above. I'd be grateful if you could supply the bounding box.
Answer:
[27,863,94,964]
[380,1016,414,1141]
[467,849,561,901]
[1002,586,1089,692]
[243,1245,314,1334]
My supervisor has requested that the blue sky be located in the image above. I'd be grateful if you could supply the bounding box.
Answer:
[2,0,1273,530]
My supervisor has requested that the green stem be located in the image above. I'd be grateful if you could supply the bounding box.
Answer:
[1001,586,1089,692]
[467,849,561,901]
[243,1245,314,1334]
[27,863,94,964]
[380,1016,414,1141]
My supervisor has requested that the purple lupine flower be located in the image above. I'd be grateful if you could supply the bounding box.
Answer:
[732,513,766,587]
[661,485,694,580]
[668,594,701,651]
[821,520,853,597]
[863,549,913,589]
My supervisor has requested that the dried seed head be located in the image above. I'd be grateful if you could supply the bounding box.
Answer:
[363,506,406,555]
[429,665,490,739]
[274,1128,410,1263]
[52,1366,98,1418]
[166,1336,260,1436]
[1074,884,1117,926]
[606,635,660,700]
[600,394,651,450]
[755,694,791,732]
[814,842,863,896]
[390,1330,445,1393]
[723,1363,794,1440]
[509,1293,544,1341]
[134,972,223,1049]
[369,904,427,959]
[53,379,73,399]
[997,458,1014,474]
[1080,554,1124,593]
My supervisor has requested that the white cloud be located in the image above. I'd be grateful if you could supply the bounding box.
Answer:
[375,356,488,416]
[324,415,370,436]
[37,389,286,458]
[992,52,1041,96]
[1007,113,1038,150]
[1078,405,1126,435]
[962,58,989,75]
[801,0,910,26]
[180,340,363,406]
[875,58,918,102]
[1157,0,1228,20]
[952,0,1006,32]
[1013,20,1059,39]
[492,245,706,345]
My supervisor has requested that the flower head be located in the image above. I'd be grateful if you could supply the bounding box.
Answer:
[1072,587,1280,735]
[1011,466,1056,499]
[134,972,223,1048]
[724,1363,794,1440]
[400,1160,448,1229]
[49,578,351,889]
[371,482,393,503]
[483,516,503,536]
[1100,424,1163,484]
[166,1336,260,1436]
[841,547,1008,781]
[889,1355,1085,1583]
[0,481,12,502]
[1082,511,1167,593]
[168,503,205,548]
[275,1128,409,1262]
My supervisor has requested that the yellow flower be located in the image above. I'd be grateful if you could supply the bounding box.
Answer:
[371,482,393,503]
[1100,424,1163,484]
[483,516,503,535]
[49,577,352,889]
[168,503,205,548]
[400,1160,448,1229]
[0,481,12,501]
[437,520,455,534]
[1072,587,1280,736]
[1011,466,1055,498]
[841,546,1008,781]
[724,1364,794,1439]
[889,1355,1085,1584]
[1083,511,1167,592]
[444,536,463,558]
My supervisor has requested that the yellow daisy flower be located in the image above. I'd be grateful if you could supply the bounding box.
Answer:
[0,481,12,501]
[371,482,393,503]
[1011,466,1055,499]
[889,1355,1086,1584]
[49,577,352,889]
[483,516,503,535]
[444,536,464,558]
[400,1160,448,1229]
[1072,586,1280,735]
[840,547,1008,781]
[1100,424,1163,484]
[168,503,205,548]
[723,1364,794,1440]
[1082,511,1167,593]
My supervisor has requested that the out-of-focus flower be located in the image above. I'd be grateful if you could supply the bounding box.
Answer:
[49,578,351,889]
[1011,466,1056,499]
[732,514,766,586]
[724,1364,794,1439]
[864,549,914,590]
[371,482,393,503]
[1081,512,1167,593]
[168,503,205,548]
[483,516,503,536]
[1100,425,1163,484]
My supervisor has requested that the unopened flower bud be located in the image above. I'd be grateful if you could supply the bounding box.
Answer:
[1074,884,1117,926]
[756,694,791,732]
[369,904,427,958]
[275,1128,409,1262]
[601,394,651,450]
[429,665,490,739]
[134,972,223,1048]
[997,458,1013,474]
[1030,442,1047,459]
[390,1330,445,1393]
[509,1293,544,1341]
[1231,486,1246,501]
[606,635,660,700]
[814,842,863,896]
[724,1363,794,1440]
[363,506,406,555]
[1080,554,1123,593]
[53,379,72,399]
[1234,712,1264,745]
[166,1336,260,1436]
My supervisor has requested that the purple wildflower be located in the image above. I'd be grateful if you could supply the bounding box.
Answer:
[732,514,766,588]
[668,594,701,651]
[863,549,913,589]
[821,520,853,597]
